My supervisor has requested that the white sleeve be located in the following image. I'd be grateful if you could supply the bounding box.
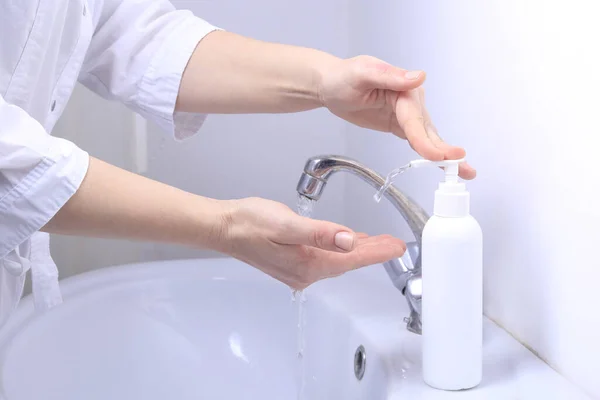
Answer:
[0,95,89,259]
[78,0,220,140]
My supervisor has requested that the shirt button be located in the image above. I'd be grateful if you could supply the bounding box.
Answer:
[50,100,56,112]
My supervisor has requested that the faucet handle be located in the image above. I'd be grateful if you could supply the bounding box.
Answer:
[383,241,423,335]
[403,274,423,335]
[404,310,422,335]
[383,242,420,293]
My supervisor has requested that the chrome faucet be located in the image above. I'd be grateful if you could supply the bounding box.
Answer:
[296,155,429,334]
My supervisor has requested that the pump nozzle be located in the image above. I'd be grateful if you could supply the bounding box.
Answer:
[409,159,464,183]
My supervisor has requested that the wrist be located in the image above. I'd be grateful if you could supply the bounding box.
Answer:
[179,196,231,253]
[200,198,238,254]
[312,51,342,108]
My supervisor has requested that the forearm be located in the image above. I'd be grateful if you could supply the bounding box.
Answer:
[43,157,229,250]
[176,30,339,114]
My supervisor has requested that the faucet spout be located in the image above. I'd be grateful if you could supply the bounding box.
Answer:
[297,155,429,242]
[296,155,429,334]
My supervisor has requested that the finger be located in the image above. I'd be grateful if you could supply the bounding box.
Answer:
[419,93,476,179]
[358,58,426,92]
[424,122,466,160]
[418,91,466,160]
[276,215,357,253]
[459,162,477,180]
[313,234,407,275]
[389,115,407,139]
[390,114,476,179]
[395,90,444,160]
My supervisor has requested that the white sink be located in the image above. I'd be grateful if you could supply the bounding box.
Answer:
[0,258,590,400]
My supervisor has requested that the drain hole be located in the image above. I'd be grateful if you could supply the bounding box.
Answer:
[354,345,366,380]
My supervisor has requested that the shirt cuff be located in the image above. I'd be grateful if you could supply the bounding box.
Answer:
[0,140,89,259]
[136,16,221,141]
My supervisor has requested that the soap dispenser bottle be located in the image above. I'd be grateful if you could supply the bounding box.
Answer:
[414,159,483,390]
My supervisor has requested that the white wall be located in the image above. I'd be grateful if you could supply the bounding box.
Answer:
[51,0,350,274]
[344,1,600,398]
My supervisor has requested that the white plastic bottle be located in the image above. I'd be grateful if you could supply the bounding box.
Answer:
[417,160,483,390]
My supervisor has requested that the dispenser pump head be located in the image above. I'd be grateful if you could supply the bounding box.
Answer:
[409,158,469,217]
[409,158,463,183]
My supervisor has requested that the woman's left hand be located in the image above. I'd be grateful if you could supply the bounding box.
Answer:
[319,55,476,180]
[217,197,406,290]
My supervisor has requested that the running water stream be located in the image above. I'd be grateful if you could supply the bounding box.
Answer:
[292,163,411,398]
[294,195,314,400]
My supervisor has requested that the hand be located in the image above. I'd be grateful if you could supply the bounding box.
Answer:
[319,56,476,179]
[218,197,406,289]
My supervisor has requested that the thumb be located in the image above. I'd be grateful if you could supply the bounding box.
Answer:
[358,57,426,91]
[279,216,357,253]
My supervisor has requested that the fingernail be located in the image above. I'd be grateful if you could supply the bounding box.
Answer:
[405,70,422,80]
[334,232,355,251]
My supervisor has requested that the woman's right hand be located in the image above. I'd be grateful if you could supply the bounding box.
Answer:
[217,197,406,289]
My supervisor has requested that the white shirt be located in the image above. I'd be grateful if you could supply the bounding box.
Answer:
[0,0,218,327]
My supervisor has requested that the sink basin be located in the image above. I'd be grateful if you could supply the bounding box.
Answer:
[0,258,591,399]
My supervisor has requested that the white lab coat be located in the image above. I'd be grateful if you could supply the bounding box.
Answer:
[0,0,218,327]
